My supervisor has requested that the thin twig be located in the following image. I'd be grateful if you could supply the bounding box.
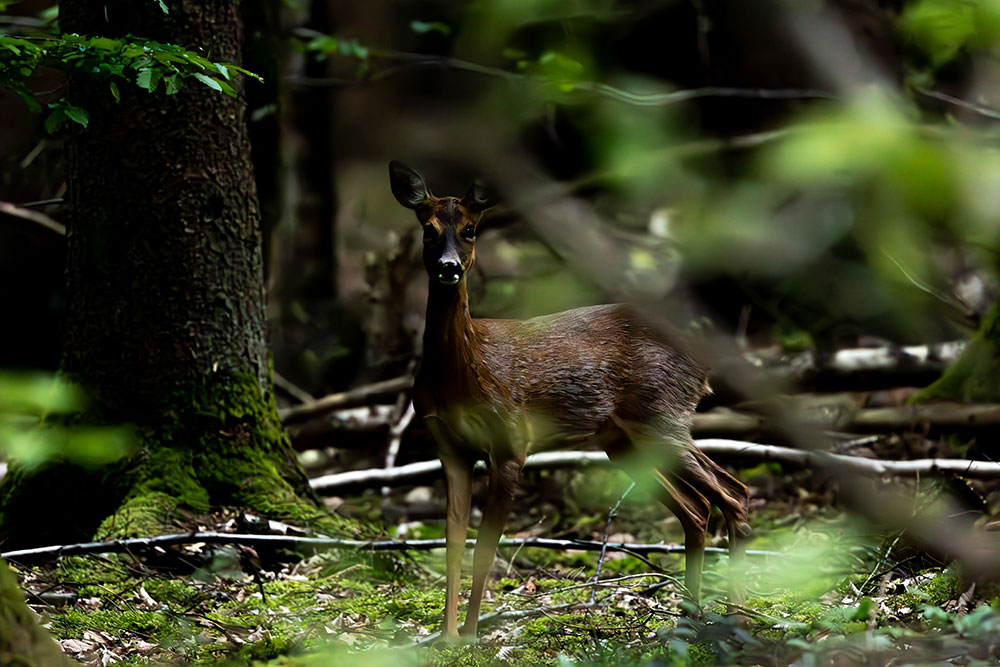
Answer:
[16,198,64,208]
[279,375,413,424]
[0,531,780,564]
[590,481,635,604]
[536,572,681,597]
[914,86,1000,122]
[286,30,835,108]
[411,602,597,646]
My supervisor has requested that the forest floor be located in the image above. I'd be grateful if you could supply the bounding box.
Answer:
[11,448,1000,666]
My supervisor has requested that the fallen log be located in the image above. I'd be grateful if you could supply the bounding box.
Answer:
[691,403,1000,437]
[308,440,1000,492]
[754,340,965,391]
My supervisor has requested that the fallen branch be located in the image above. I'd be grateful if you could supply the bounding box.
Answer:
[0,531,779,564]
[308,440,1000,492]
[325,404,397,431]
[279,376,413,424]
[272,371,314,405]
[0,200,66,236]
[754,341,965,390]
[691,403,1000,437]
[382,401,416,497]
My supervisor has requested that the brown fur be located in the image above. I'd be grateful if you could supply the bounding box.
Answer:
[389,161,750,639]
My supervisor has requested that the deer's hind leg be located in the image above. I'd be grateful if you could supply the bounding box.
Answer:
[603,423,712,604]
[607,418,749,606]
[676,442,751,607]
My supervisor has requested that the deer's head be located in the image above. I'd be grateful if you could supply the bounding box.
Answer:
[389,161,497,286]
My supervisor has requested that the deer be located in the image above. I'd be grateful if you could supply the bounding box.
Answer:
[389,160,750,640]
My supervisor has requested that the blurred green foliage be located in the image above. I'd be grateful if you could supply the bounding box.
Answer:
[0,373,130,469]
[902,0,1000,70]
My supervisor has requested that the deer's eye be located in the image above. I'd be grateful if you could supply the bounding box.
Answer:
[423,226,438,243]
[460,226,476,241]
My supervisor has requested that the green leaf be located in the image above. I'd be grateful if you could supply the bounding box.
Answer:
[136,67,154,90]
[410,20,451,35]
[64,106,89,128]
[88,37,121,52]
[850,597,875,622]
[109,80,121,103]
[180,51,213,70]
[226,65,264,82]
[214,62,231,80]
[305,35,338,54]
[537,51,585,78]
[156,0,169,13]
[192,72,222,91]
[44,108,66,135]
[163,73,182,95]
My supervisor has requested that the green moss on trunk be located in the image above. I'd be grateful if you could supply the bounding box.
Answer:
[93,372,347,540]
[0,560,73,666]
[915,302,1000,403]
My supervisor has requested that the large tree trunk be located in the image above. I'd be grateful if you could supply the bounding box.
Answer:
[0,560,72,666]
[0,0,338,547]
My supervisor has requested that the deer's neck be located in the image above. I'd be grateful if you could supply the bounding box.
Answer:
[420,279,484,392]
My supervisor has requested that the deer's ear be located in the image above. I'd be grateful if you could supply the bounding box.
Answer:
[462,179,498,214]
[389,161,431,210]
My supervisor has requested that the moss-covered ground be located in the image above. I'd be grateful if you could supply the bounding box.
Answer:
[10,465,1000,665]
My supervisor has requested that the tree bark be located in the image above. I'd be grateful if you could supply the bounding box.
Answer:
[0,0,339,548]
[0,560,73,666]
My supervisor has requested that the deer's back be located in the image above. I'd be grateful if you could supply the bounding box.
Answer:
[475,304,708,442]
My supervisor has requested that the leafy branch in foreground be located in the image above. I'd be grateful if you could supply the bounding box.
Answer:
[0,31,261,131]
[0,373,131,470]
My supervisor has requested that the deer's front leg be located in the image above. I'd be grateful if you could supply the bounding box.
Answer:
[461,454,525,637]
[440,451,474,639]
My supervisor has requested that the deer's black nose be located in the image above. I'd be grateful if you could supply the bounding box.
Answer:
[437,260,463,285]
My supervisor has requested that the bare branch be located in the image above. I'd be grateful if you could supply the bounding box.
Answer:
[278,375,413,424]
[914,86,1000,122]
[272,371,314,405]
[0,200,66,236]
[693,403,1000,437]
[382,401,416,497]
[0,531,779,564]
[308,441,1000,493]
